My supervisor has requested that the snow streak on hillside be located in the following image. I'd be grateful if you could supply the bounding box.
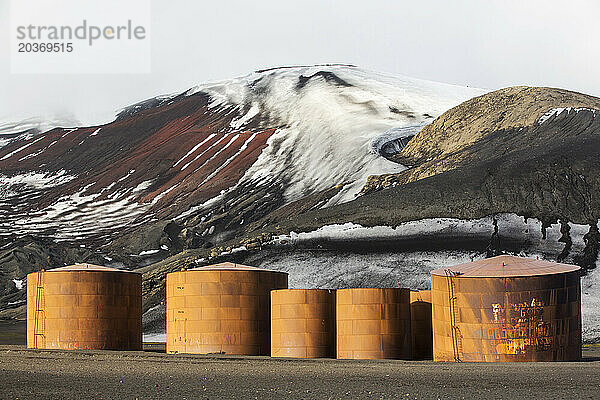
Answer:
[188,66,485,206]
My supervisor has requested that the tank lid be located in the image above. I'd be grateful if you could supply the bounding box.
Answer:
[431,255,580,278]
[46,263,136,273]
[188,262,285,273]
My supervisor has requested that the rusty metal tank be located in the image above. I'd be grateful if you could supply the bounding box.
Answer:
[271,289,335,358]
[166,262,288,355]
[336,288,411,359]
[431,255,581,362]
[410,290,433,360]
[26,264,142,350]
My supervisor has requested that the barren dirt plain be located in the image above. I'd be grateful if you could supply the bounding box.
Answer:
[0,342,599,399]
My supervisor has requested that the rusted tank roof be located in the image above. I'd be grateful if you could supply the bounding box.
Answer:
[189,262,282,273]
[46,263,135,272]
[430,255,580,278]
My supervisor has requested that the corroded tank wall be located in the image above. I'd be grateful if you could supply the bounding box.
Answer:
[410,290,433,360]
[431,255,581,362]
[166,263,288,355]
[26,264,142,350]
[336,288,411,359]
[271,289,335,358]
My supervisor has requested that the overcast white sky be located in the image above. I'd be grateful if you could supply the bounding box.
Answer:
[1,0,599,125]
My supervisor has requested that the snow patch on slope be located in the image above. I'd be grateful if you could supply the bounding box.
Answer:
[538,107,598,124]
[0,136,45,160]
[0,170,75,197]
[0,179,151,241]
[230,103,260,130]
[173,134,216,168]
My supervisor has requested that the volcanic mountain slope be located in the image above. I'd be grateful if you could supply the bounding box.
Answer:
[135,86,600,343]
[0,65,483,308]
[0,115,80,152]
[228,87,600,265]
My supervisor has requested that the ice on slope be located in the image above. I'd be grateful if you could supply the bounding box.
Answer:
[188,66,485,206]
[371,125,425,156]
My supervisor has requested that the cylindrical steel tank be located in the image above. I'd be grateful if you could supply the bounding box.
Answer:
[166,262,288,355]
[336,288,411,360]
[26,264,142,350]
[271,289,335,358]
[431,255,581,362]
[410,290,433,360]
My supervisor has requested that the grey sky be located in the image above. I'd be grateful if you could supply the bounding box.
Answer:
[1,0,599,125]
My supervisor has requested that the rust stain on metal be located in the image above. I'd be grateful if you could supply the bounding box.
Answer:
[410,290,433,360]
[166,262,288,355]
[336,288,411,360]
[26,263,142,351]
[431,255,581,362]
[271,289,335,358]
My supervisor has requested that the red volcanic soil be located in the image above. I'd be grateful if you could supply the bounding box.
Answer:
[0,92,276,222]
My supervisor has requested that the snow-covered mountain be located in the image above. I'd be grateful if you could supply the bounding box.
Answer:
[186,66,483,206]
[0,65,483,245]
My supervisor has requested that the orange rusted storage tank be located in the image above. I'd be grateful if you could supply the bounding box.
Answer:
[271,289,335,358]
[410,290,433,360]
[26,264,142,350]
[166,262,288,355]
[336,288,411,359]
[431,255,581,362]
